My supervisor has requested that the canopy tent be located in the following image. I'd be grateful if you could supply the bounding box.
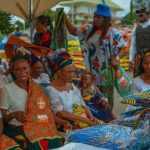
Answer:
[0,0,61,21]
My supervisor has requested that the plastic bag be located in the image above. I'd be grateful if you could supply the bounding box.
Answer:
[114,66,131,97]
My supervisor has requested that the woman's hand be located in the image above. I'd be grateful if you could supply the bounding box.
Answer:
[61,120,72,130]
[86,119,99,126]
[11,111,28,123]
[110,57,120,68]
[129,61,134,72]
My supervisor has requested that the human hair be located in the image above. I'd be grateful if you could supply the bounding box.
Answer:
[81,71,96,81]
[16,26,20,31]
[10,55,30,80]
[86,16,111,44]
[139,50,150,75]
[30,55,42,66]
[11,55,30,70]
[37,15,53,30]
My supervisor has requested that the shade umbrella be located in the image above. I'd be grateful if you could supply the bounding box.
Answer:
[0,0,61,21]
[0,0,61,41]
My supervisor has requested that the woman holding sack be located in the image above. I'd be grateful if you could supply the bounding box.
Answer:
[64,4,128,107]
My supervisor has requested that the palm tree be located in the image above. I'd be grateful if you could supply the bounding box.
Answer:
[129,0,134,24]
[102,0,106,4]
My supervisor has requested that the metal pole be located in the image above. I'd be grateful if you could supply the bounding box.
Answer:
[29,0,33,43]
[71,0,74,24]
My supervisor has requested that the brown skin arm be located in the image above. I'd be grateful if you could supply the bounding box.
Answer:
[111,47,128,68]
[1,109,14,124]
[64,13,77,36]
[56,110,97,126]
[53,115,72,129]
[83,106,94,120]
[129,61,135,72]
[94,84,101,94]
[83,106,99,124]
[117,47,128,58]
[1,109,27,124]
[0,118,3,137]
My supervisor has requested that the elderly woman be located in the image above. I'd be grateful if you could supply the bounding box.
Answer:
[64,4,127,108]
[0,55,63,149]
[46,52,100,129]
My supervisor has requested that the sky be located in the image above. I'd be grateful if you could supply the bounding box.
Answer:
[14,0,131,22]
[112,0,131,17]
[52,0,131,17]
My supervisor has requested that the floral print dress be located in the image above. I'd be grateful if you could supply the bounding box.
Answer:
[77,24,126,107]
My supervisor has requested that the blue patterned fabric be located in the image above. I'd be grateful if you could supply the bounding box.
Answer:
[121,89,150,107]
[68,124,131,149]
[126,111,150,150]
[121,90,150,119]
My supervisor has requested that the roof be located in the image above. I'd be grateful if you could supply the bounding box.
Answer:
[61,0,124,11]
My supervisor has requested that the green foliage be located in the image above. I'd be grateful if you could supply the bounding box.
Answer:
[42,9,55,21]
[129,0,134,24]
[15,20,24,30]
[0,11,15,34]
[121,0,136,26]
[102,0,106,4]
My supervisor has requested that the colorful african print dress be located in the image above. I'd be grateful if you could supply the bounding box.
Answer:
[77,25,126,107]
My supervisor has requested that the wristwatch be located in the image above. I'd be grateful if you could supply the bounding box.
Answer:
[115,56,120,61]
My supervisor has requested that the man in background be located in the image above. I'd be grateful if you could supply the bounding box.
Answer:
[129,6,150,77]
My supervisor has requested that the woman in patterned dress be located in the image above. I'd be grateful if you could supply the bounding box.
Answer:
[64,4,128,107]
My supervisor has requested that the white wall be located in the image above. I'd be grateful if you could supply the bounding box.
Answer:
[75,5,95,14]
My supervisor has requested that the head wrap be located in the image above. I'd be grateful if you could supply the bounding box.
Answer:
[50,52,72,75]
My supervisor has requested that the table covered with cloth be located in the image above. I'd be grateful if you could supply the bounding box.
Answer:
[67,124,131,149]
[55,90,150,150]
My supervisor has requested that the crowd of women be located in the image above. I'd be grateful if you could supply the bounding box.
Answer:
[0,3,149,150]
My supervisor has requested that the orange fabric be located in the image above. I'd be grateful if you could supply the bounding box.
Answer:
[0,134,21,150]
[23,79,60,143]
[4,35,52,59]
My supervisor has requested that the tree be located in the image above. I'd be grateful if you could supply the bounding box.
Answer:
[0,12,15,35]
[15,20,24,30]
[102,0,106,4]
[42,9,55,22]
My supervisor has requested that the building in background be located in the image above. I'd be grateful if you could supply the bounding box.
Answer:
[61,0,124,26]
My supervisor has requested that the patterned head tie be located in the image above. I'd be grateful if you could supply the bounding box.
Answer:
[49,51,73,75]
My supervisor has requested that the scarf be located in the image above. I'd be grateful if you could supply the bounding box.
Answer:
[23,79,61,143]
